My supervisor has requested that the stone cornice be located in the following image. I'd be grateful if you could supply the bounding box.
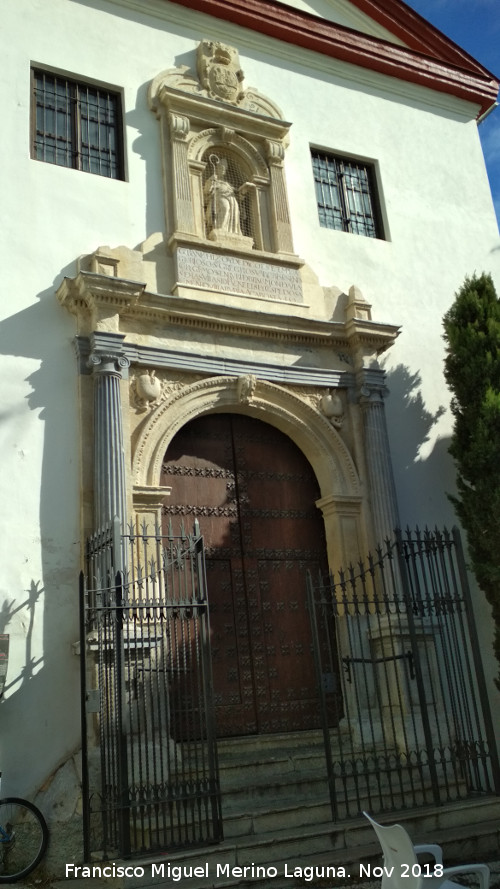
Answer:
[168,0,498,117]
[169,234,303,268]
[57,273,146,331]
[58,271,399,356]
[150,84,292,141]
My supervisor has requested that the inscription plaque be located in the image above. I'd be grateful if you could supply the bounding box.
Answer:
[176,247,303,303]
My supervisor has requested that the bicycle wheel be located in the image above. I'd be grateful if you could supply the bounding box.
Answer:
[0,797,48,882]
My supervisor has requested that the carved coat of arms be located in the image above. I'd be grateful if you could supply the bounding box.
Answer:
[197,40,245,105]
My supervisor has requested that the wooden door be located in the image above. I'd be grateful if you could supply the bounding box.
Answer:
[161,413,331,737]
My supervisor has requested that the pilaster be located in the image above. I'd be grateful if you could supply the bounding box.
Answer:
[169,112,196,235]
[266,140,294,254]
[357,370,400,543]
[316,493,365,575]
[343,285,400,544]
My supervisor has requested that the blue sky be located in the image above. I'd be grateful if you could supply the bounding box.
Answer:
[403,0,500,228]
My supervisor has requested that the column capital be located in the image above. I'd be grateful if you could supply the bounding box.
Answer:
[356,368,388,405]
[88,332,130,379]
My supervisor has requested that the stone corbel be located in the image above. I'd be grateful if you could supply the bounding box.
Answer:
[266,139,285,167]
[56,272,146,335]
[169,112,191,141]
[344,284,399,373]
[218,126,236,145]
[320,388,345,428]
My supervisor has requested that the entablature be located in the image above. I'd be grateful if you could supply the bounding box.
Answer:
[57,269,399,375]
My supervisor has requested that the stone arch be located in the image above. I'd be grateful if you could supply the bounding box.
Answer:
[189,127,269,180]
[133,375,360,501]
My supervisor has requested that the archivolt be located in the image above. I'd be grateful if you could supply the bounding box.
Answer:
[189,128,269,179]
[132,376,360,499]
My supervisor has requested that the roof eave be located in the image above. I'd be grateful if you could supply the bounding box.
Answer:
[170,0,499,118]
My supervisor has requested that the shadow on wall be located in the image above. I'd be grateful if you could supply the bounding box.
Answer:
[0,581,44,691]
[0,271,81,806]
[383,362,457,529]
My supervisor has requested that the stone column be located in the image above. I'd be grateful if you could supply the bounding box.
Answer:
[88,333,130,532]
[358,369,400,544]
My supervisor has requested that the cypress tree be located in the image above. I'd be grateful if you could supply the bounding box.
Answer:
[443,272,500,688]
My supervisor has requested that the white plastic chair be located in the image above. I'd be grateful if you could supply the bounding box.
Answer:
[364,812,490,889]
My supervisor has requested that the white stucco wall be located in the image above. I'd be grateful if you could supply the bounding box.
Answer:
[1,0,499,797]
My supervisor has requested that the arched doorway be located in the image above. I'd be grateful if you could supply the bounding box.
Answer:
[161,412,336,737]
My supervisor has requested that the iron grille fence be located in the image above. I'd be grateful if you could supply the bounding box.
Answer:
[80,520,222,860]
[307,526,500,821]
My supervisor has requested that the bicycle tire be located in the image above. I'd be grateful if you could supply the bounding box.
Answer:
[0,797,48,883]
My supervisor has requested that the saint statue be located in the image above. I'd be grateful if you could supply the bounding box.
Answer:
[204,155,243,236]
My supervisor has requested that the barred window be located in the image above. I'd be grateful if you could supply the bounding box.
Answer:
[311,150,383,238]
[31,69,124,179]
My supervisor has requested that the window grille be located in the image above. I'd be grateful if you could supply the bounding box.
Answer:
[311,150,383,238]
[31,69,124,180]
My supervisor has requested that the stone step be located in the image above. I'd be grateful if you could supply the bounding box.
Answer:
[218,749,327,784]
[216,730,326,761]
[219,761,467,821]
[220,765,328,806]
[96,820,355,889]
[82,800,500,889]
[221,797,332,838]
[221,780,469,839]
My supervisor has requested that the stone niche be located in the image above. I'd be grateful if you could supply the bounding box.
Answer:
[149,40,305,305]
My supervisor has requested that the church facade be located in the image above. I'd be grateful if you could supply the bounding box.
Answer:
[2,0,500,871]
